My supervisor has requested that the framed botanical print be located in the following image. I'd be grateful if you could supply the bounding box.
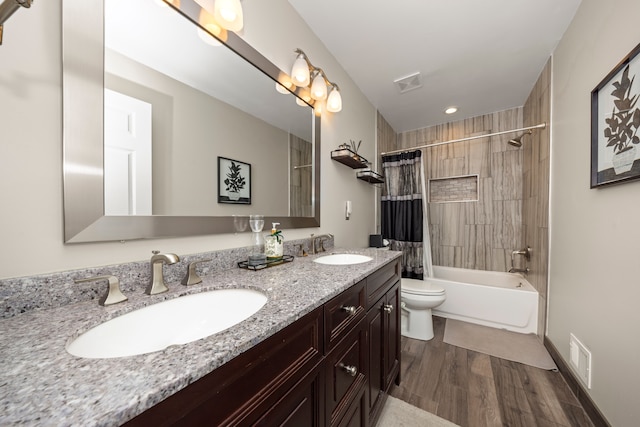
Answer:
[218,157,251,204]
[591,42,640,188]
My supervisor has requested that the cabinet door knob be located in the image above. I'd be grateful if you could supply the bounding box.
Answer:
[341,305,357,315]
[383,304,393,314]
[339,363,358,377]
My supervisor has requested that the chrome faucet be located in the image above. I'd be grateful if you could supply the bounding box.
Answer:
[511,246,531,262]
[509,246,531,275]
[146,251,180,295]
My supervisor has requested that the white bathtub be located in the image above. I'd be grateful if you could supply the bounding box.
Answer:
[428,266,538,334]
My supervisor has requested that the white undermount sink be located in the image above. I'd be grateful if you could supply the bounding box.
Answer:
[313,253,373,265]
[66,288,267,359]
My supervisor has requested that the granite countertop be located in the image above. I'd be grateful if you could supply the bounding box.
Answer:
[0,248,400,427]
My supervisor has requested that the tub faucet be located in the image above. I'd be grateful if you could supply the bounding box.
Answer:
[511,246,531,262]
[508,267,530,275]
[146,251,180,295]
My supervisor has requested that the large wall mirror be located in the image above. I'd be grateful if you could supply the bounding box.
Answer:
[62,0,320,243]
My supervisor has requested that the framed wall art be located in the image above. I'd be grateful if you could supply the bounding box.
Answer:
[218,157,251,204]
[591,42,640,188]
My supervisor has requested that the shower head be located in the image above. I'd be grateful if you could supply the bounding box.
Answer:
[507,137,523,147]
[507,130,533,148]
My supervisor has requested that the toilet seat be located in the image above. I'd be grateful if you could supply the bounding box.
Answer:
[401,280,445,296]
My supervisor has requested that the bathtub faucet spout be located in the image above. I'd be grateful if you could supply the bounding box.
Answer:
[511,246,531,261]
[508,267,530,275]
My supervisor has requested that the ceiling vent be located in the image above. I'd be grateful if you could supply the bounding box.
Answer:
[393,72,423,93]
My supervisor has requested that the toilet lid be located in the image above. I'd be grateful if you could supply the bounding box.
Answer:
[401,280,445,296]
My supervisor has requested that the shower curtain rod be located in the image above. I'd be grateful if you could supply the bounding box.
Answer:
[380,122,547,156]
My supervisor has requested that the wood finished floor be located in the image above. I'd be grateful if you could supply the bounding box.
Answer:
[390,316,594,427]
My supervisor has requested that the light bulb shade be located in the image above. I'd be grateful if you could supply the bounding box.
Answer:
[291,56,310,87]
[313,99,324,115]
[275,79,293,94]
[198,27,222,46]
[275,82,288,94]
[326,87,342,112]
[310,73,328,100]
[198,9,222,46]
[214,0,243,32]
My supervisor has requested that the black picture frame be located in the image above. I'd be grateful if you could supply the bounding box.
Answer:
[218,156,251,204]
[591,42,640,188]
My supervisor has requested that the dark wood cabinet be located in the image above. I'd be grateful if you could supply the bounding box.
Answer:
[383,283,401,392]
[365,260,401,426]
[123,306,324,427]
[122,259,400,427]
[252,363,326,427]
[325,317,367,426]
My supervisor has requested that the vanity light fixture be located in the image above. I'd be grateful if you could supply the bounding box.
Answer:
[445,106,458,115]
[326,84,342,113]
[291,50,311,87]
[0,0,33,45]
[296,95,312,107]
[310,70,328,100]
[275,81,290,94]
[289,48,343,113]
[192,0,241,40]
[213,0,243,32]
[197,6,223,46]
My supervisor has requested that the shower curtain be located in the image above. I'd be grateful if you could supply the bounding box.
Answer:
[381,150,433,279]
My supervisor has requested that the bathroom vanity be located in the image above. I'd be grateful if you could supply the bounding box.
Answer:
[0,249,401,427]
[124,256,401,427]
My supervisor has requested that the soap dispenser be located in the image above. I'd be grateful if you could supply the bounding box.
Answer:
[265,222,284,261]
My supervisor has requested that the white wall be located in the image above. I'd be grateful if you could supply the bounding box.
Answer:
[0,0,377,279]
[550,0,640,425]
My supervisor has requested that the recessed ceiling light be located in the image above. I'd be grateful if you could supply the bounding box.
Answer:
[445,106,458,115]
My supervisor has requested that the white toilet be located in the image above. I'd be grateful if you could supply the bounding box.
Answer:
[400,278,446,341]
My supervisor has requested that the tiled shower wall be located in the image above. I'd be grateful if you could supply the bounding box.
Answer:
[522,58,551,337]
[382,109,526,272]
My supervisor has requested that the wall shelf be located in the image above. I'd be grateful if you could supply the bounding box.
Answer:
[356,169,384,184]
[331,148,369,169]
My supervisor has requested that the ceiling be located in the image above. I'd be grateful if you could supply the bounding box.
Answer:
[288,0,582,133]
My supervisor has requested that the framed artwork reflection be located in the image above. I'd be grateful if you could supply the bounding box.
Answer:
[218,156,251,204]
[591,42,640,188]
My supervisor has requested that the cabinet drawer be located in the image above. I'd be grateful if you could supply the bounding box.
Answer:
[365,259,400,309]
[324,279,366,353]
[251,362,325,427]
[326,319,367,426]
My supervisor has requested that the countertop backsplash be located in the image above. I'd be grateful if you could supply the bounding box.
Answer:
[0,236,332,318]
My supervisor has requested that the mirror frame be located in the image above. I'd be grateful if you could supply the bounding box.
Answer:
[62,0,320,243]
